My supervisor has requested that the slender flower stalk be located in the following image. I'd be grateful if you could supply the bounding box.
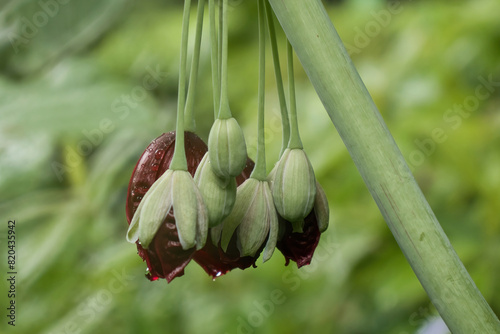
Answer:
[249,0,267,182]
[286,41,302,150]
[267,0,500,331]
[265,1,289,157]
[185,0,206,132]
[209,0,220,118]
[170,0,192,171]
[270,38,316,225]
[218,0,231,119]
[218,0,223,89]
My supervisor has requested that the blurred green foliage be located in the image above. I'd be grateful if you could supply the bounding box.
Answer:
[1,0,499,333]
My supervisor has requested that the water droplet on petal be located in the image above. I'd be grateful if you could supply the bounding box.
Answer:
[155,149,164,160]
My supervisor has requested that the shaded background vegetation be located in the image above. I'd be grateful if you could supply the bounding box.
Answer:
[1,0,499,333]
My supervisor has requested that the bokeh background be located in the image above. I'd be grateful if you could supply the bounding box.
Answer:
[1,0,499,333]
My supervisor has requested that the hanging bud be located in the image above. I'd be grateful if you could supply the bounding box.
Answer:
[127,169,208,250]
[208,117,248,178]
[220,178,278,262]
[125,131,208,282]
[194,152,237,227]
[276,181,330,268]
[271,148,317,223]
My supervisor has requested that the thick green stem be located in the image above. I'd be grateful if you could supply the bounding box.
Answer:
[170,0,191,171]
[286,41,302,150]
[209,0,220,119]
[265,0,289,157]
[268,0,500,332]
[217,0,232,119]
[250,0,267,181]
[185,0,206,132]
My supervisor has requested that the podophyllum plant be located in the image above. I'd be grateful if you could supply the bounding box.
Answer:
[125,0,500,332]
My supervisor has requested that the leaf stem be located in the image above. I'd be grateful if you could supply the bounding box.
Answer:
[170,0,192,171]
[184,0,206,132]
[286,41,303,149]
[265,0,289,157]
[250,0,267,181]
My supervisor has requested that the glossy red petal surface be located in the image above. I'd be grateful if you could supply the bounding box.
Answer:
[276,211,321,268]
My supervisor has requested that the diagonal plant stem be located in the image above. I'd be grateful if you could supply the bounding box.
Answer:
[267,0,500,332]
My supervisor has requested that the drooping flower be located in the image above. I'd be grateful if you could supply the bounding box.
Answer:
[125,131,208,282]
[218,178,278,263]
[276,181,329,268]
[271,148,317,227]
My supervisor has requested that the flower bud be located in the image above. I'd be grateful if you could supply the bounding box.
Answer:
[194,153,237,227]
[208,117,247,177]
[220,178,278,262]
[127,169,208,251]
[125,131,208,282]
[276,180,330,268]
[271,148,316,223]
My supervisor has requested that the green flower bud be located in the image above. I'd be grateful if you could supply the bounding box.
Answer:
[126,169,208,250]
[314,181,329,233]
[271,148,316,223]
[194,153,237,228]
[208,117,247,177]
[220,178,278,262]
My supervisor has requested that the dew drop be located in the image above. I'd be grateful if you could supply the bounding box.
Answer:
[154,149,164,160]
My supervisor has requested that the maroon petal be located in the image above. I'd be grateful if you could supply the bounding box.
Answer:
[126,132,207,223]
[126,131,207,282]
[276,211,321,268]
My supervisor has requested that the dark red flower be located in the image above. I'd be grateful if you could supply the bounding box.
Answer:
[276,212,321,268]
[125,131,207,282]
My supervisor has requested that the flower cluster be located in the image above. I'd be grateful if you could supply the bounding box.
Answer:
[125,0,330,283]
[125,130,328,282]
